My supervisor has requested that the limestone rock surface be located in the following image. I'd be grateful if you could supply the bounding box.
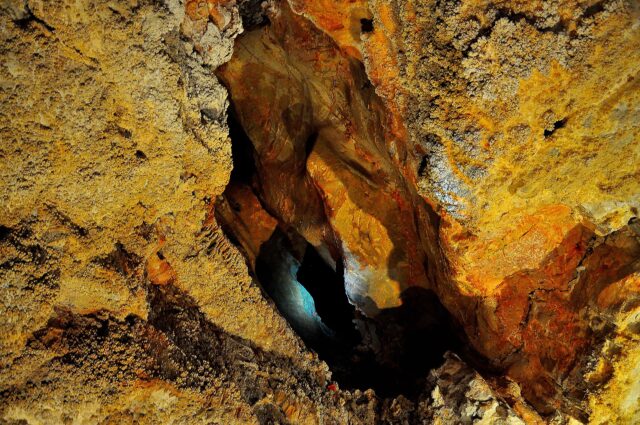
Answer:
[1,0,639,424]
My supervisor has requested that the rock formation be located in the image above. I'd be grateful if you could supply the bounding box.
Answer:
[1,0,639,423]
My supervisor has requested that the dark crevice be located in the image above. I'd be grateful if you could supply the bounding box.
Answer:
[227,108,258,185]
[360,18,374,33]
[582,0,607,20]
[237,0,272,30]
[544,118,567,138]
[254,228,335,347]
[417,155,429,177]
[45,205,89,237]
[296,244,355,339]
[491,9,565,33]
[14,3,56,32]
[0,225,11,241]
[118,126,133,139]
[93,242,142,277]
[304,130,319,164]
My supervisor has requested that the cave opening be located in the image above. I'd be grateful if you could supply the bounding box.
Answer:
[295,242,359,345]
[360,18,374,33]
[544,117,567,137]
[215,107,465,399]
[213,4,466,400]
[253,228,362,379]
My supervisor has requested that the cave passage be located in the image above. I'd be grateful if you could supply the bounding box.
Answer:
[213,6,465,398]
[254,228,338,348]
[296,242,358,342]
[251,225,464,397]
[215,110,465,398]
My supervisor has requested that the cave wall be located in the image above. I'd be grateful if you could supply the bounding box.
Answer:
[290,0,640,421]
[0,0,639,423]
[0,0,319,422]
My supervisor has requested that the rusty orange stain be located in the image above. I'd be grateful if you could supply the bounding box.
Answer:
[146,254,176,286]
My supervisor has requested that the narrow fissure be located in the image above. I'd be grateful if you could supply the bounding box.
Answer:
[226,109,257,185]
[296,243,355,342]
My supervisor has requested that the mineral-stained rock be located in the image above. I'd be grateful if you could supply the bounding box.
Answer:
[1,0,639,423]
[287,0,640,420]
[422,352,527,425]
[0,0,312,421]
[216,2,434,315]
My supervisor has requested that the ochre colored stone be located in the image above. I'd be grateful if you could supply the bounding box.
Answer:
[1,0,639,422]
[217,3,432,314]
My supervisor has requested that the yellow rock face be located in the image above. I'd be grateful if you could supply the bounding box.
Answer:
[349,0,640,417]
[588,297,640,424]
[0,0,320,421]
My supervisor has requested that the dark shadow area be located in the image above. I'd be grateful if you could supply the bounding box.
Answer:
[22,282,339,425]
[370,287,464,397]
[544,118,567,137]
[237,0,272,30]
[227,109,257,185]
[296,243,358,343]
[252,227,464,398]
